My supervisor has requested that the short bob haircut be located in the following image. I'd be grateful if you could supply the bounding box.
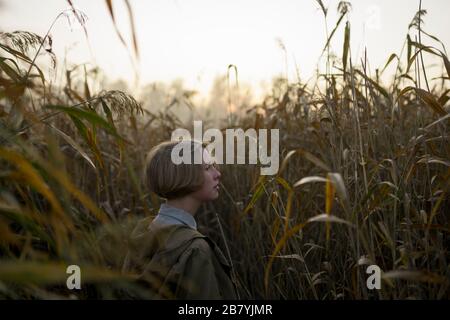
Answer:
[144,140,206,199]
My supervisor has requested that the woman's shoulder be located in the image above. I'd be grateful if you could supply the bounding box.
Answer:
[152,224,208,255]
[185,236,214,255]
[170,227,214,256]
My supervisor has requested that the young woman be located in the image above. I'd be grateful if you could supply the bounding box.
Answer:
[123,140,237,299]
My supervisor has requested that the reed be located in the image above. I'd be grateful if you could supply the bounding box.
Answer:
[0,0,448,299]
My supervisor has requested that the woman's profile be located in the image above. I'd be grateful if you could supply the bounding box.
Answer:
[123,140,238,299]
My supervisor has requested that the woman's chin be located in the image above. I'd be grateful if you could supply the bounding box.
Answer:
[211,190,219,199]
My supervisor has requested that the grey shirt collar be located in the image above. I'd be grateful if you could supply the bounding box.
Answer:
[157,203,198,230]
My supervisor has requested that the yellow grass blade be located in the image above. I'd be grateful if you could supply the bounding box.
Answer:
[398,86,447,116]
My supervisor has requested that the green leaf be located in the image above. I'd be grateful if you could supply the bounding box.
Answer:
[68,114,89,142]
[101,99,115,126]
[243,176,267,215]
[381,53,398,74]
[0,57,21,82]
[407,35,412,64]
[404,43,439,75]
[321,12,346,56]
[355,70,390,100]
[315,0,328,17]
[441,52,450,80]
[84,65,91,100]
[437,89,450,107]
[48,124,96,170]
[409,41,439,55]
[44,105,121,139]
[0,43,33,63]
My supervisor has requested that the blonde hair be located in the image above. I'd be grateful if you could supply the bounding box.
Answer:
[144,140,206,199]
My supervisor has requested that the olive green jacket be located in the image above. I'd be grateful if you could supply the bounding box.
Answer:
[123,217,238,300]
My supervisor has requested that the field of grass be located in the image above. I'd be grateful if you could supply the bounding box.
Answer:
[0,1,448,299]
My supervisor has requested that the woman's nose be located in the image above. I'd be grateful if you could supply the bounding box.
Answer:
[214,166,221,179]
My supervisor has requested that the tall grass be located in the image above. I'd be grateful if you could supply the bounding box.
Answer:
[0,1,449,299]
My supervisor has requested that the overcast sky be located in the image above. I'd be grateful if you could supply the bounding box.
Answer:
[1,0,450,98]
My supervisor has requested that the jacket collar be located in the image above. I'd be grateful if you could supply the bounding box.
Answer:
[157,203,198,230]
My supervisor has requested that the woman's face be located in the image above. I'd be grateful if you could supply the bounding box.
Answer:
[191,149,221,202]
